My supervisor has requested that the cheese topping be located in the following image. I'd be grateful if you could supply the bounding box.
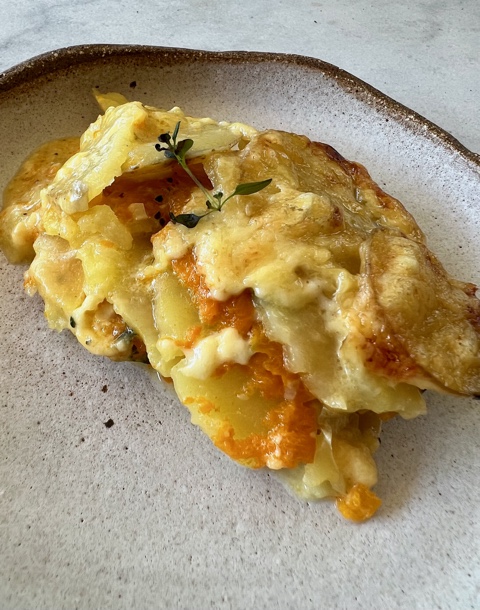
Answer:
[178,327,253,380]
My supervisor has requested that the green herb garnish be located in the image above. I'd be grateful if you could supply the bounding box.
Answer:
[155,122,272,228]
[115,327,136,344]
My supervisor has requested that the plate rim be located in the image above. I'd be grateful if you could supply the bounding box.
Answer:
[0,43,479,173]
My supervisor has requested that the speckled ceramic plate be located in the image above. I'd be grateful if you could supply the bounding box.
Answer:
[1,45,479,610]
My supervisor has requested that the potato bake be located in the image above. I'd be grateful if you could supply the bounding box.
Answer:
[2,93,479,521]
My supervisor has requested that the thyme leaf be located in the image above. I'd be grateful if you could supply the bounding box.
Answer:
[231,180,273,197]
[156,121,272,228]
[169,212,207,229]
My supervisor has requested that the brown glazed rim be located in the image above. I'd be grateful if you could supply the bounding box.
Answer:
[1,44,479,171]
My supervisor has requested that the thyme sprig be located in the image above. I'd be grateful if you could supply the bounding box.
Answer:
[155,121,271,228]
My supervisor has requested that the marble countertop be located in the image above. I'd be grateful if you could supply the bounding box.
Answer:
[1,2,479,610]
[2,0,479,155]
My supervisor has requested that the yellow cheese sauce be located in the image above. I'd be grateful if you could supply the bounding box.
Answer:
[1,137,79,262]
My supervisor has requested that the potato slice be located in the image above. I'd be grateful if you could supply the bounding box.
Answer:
[43,101,241,215]
[361,230,480,395]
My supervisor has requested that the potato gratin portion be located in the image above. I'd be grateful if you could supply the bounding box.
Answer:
[2,94,480,521]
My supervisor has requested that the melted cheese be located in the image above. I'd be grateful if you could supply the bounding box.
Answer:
[174,327,252,380]
[151,130,427,418]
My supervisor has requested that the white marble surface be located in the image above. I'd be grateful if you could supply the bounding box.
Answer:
[1,2,479,610]
[1,0,479,155]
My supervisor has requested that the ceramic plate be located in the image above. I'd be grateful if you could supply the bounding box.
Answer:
[1,45,479,610]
